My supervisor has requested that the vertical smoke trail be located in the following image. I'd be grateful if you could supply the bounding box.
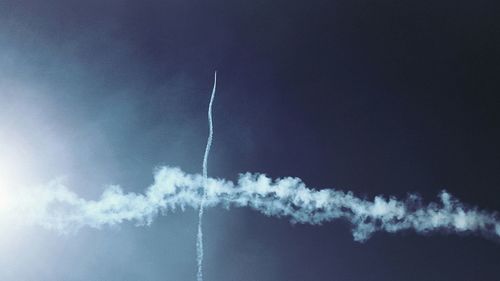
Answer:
[197,71,217,281]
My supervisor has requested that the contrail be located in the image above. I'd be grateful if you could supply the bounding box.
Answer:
[1,166,499,242]
[196,71,216,281]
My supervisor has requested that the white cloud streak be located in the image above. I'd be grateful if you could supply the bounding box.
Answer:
[2,166,499,242]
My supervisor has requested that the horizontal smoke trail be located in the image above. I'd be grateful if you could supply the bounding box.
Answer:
[1,166,499,241]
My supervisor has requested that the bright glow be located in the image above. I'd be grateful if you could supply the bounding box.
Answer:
[0,134,27,187]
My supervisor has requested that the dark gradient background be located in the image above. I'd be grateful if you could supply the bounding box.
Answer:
[0,0,499,280]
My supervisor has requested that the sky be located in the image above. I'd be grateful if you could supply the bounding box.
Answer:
[0,0,499,280]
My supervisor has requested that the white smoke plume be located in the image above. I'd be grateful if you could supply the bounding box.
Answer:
[1,166,499,242]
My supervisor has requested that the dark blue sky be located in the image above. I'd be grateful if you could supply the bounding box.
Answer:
[0,0,499,280]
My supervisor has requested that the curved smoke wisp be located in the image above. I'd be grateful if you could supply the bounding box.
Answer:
[197,71,216,281]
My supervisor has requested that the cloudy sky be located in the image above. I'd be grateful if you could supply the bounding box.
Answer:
[0,1,499,280]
